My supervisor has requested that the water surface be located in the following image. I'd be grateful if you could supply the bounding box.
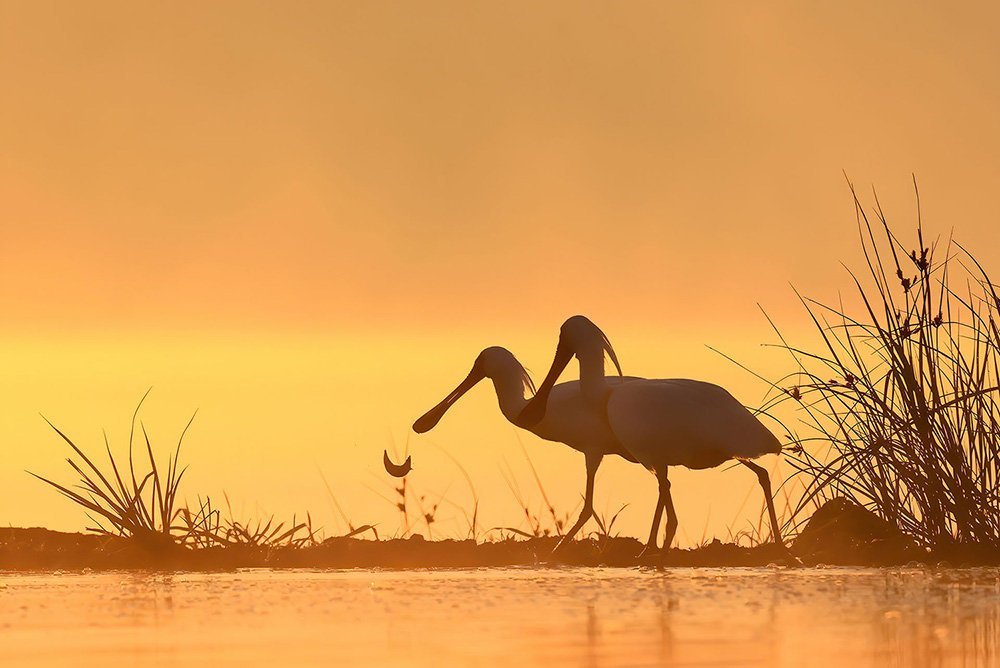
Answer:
[1,567,998,667]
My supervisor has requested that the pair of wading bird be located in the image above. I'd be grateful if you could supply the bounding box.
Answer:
[403,315,784,555]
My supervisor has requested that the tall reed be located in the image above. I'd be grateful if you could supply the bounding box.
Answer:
[765,180,1000,549]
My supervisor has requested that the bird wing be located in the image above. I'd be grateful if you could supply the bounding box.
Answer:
[606,379,780,470]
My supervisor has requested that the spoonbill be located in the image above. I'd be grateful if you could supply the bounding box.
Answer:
[518,316,784,552]
[412,346,640,549]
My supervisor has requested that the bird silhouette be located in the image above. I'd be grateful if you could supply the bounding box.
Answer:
[412,346,640,549]
[518,316,784,552]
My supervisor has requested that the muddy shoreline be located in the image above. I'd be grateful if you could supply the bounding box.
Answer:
[2,525,986,571]
[7,498,997,571]
[0,528,769,570]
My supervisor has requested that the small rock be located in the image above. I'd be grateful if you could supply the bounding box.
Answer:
[792,497,920,566]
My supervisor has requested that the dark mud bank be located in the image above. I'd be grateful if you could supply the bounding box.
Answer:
[0,528,791,570]
[3,499,994,570]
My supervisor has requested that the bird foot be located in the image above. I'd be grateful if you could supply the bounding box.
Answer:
[776,543,803,568]
[549,536,572,557]
[637,544,662,562]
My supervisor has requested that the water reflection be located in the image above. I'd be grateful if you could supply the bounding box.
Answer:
[0,567,998,667]
[871,569,1000,668]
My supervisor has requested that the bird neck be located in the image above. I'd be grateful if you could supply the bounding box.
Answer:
[490,371,531,425]
[578,351,610,408]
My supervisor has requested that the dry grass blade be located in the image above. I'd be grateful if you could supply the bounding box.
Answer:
[338,524,378,539]
[491,526,538,539]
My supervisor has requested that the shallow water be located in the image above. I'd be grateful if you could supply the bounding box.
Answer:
[1,567,998,667]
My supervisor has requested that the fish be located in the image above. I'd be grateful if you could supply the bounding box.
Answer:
[383,450,412,477]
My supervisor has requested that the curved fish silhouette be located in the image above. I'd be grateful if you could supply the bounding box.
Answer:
[383,450,412,477]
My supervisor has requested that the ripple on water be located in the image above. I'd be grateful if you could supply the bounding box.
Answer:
[0,567,997,667]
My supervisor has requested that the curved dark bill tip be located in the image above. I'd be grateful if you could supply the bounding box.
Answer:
[383,450,412,477]
[516,392,548,428]
[411,370,483,434]
[517,341,572,429]
[412,405,446,434]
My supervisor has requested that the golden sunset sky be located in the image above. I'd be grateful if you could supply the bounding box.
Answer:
[2,2,999,543]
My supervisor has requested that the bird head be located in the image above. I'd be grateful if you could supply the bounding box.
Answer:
[516,316,622,428]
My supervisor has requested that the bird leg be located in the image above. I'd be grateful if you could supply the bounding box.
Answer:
[552,453,602,554]
[640,467,673,558]
[739,459,784,547]
[660,468,678,556]
[643,485,667,553]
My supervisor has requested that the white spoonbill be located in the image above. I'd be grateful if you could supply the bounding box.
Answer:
[412,346,640,548]
[518,316,784,551]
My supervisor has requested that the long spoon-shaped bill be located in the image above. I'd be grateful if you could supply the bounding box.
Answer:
[515,343,573,428]
[412,371,483,433]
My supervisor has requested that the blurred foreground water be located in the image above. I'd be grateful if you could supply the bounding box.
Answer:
[1,567,998,667]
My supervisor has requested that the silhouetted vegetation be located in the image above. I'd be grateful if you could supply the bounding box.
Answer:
[24,193,1000,569]
[30,390,191,554]
[30,393,326,558]
[764,180,1000,553]
[21,397,806,568]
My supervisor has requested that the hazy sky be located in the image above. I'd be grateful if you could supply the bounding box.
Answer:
[2,2,999,541]
[4,1,998,332]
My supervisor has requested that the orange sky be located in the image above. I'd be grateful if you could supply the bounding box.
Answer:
[2,2,999,542]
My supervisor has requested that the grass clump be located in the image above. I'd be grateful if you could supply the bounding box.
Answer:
[765,179,1000,551]
[31,392,324,557]
[173,495,319,551]
[30,391,192,553]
